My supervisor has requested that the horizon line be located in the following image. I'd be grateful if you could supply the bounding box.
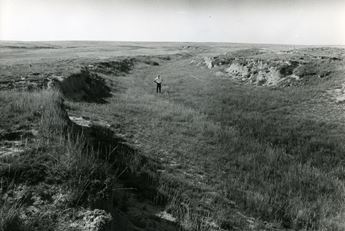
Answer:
[0,39,344,47]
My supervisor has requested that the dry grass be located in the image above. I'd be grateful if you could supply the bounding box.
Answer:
[0,90,68,136]
[0,89,123,229]
[65,55,345,230]
[0,201,28,231]
[2,44,345,230]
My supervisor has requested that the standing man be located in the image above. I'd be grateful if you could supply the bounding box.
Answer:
[154,74,162,93]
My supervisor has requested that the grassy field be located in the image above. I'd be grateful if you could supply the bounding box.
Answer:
[1,41,345,230]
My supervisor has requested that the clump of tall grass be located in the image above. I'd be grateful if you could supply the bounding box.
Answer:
[0,89,68,186]
[48,132,118,207]
[0,201,28,231]
[1,89,121,228]
[0,89,68,136]
[0,89,63,117]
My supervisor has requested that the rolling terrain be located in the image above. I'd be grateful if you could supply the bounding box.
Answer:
[1,41,345,231]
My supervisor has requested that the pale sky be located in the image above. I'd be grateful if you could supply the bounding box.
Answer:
[0,0,344,45]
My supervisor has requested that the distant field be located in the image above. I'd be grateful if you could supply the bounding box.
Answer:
[0,41,309,63]
[1,41,345,231]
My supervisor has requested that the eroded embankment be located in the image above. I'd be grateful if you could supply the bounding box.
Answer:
[58,68,112,103]
[0,55,171,92]
[56,56,242,230]
[1,52,295,231]
[0,88,185,231]
[57,55,289,231]
[56,58,224,230]
[0,55,205,231]
[192,48,344,87]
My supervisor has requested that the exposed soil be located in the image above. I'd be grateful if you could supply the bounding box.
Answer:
[59,68,112,103]
[192,48,344,87]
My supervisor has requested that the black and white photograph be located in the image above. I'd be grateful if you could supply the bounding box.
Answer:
[0,0,345,230]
